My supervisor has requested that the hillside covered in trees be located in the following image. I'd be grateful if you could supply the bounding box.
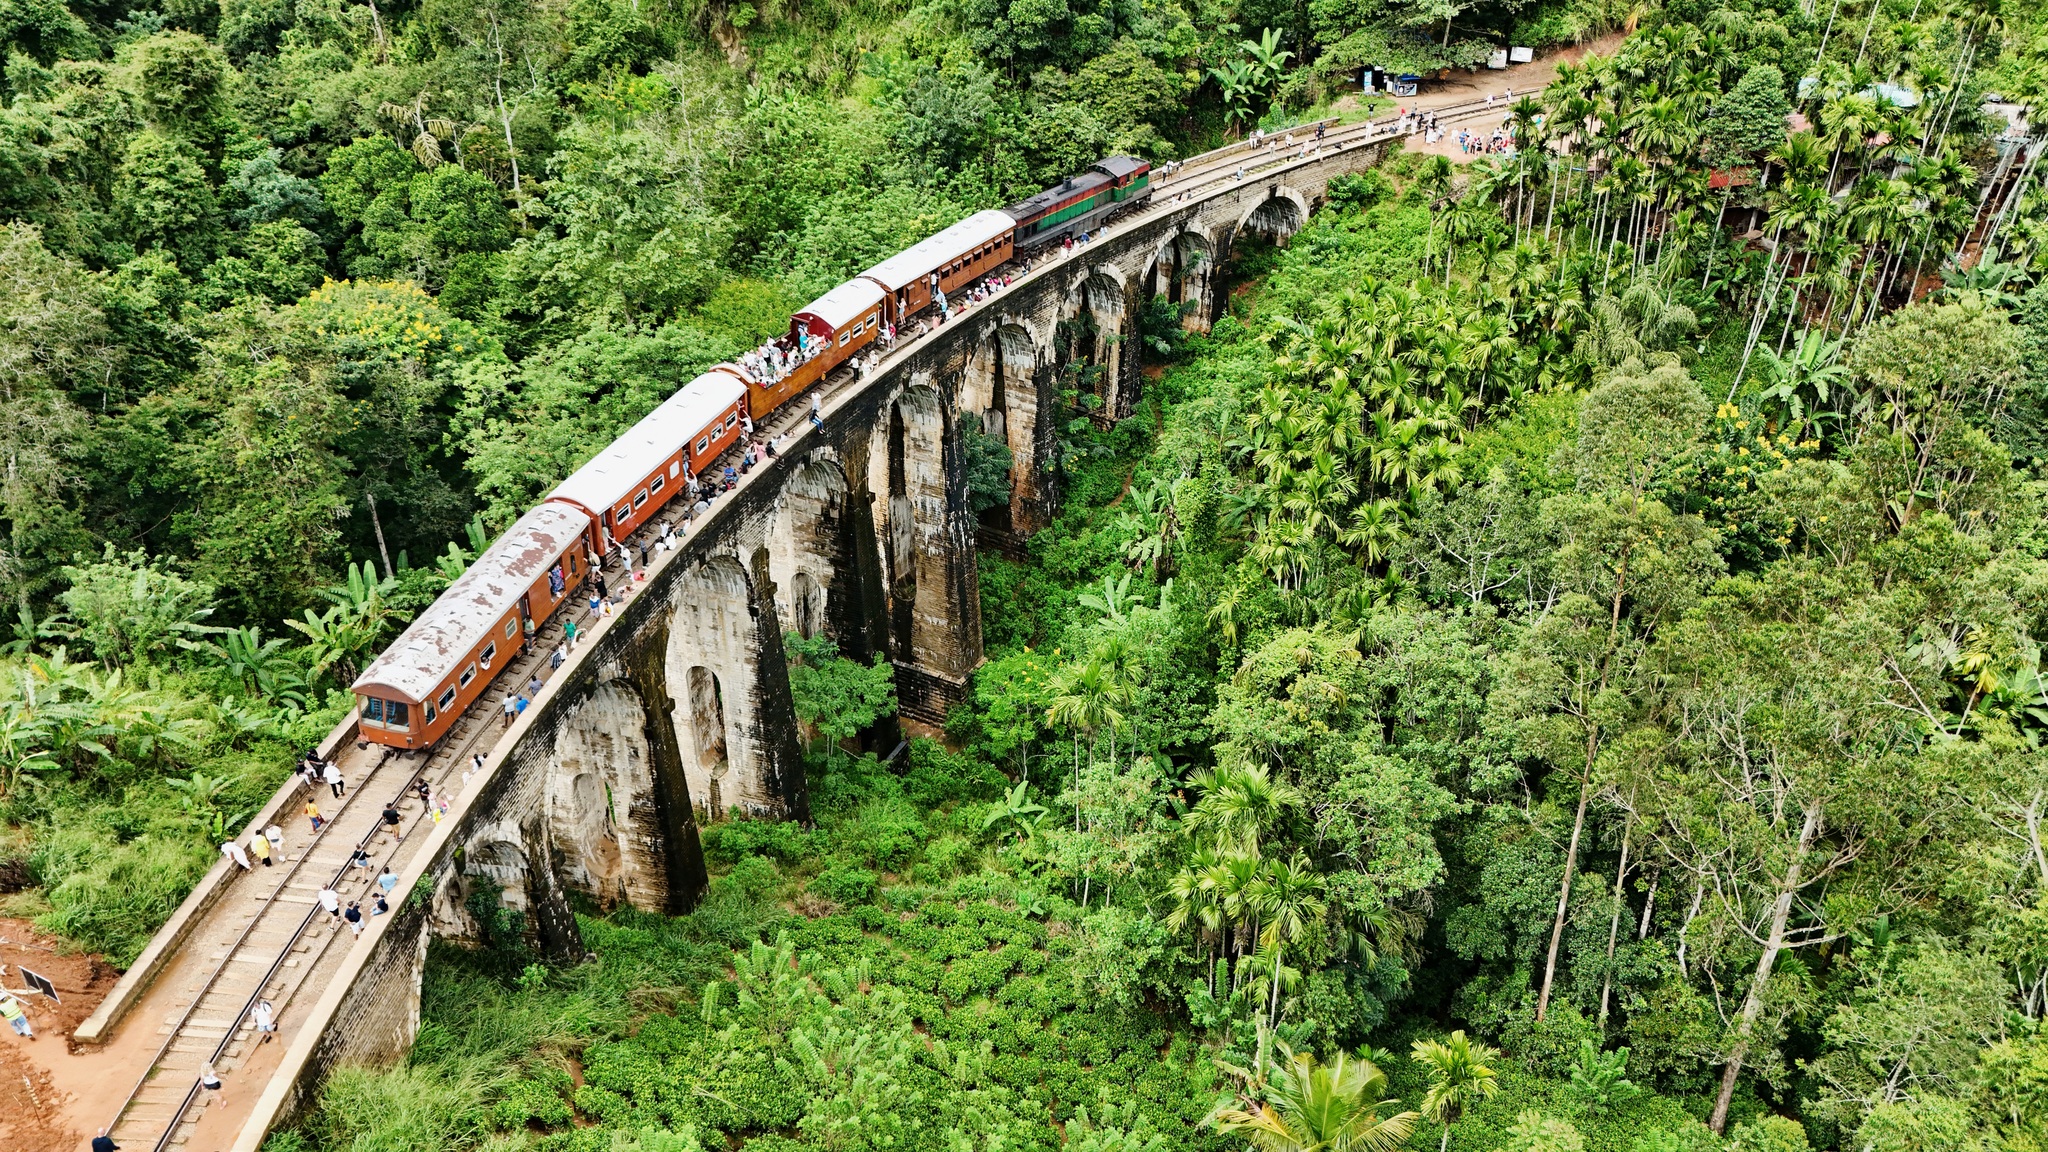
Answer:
[4,0,2048,1144]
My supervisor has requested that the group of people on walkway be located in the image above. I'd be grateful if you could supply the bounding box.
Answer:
[1457,124,1519,155]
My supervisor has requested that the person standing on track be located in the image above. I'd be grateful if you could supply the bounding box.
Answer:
[317,885,341,920]
[323,760,345,798]
[253,998,278,1042]
[266,823,285,858]
[305,798,325,832]
[502,693,518,728]
[382,801,403,840]
[249,832,272,866]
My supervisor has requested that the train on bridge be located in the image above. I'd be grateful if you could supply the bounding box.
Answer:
[351,156,1152,749]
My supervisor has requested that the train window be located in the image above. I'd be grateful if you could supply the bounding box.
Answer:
[481,643,496,669]
[839,331,850,346]
[616,505,631,522]
[424,701,437,723]
[725,413,739,429]
[438,686,456,711]
[696,436,710,454]
[364,697,383,722]
[634,489,649,508]
[504,618,518,638]
[459,664,476,688]
[649,475,664,495]
[388,701,409,727]
[669,461,680,479]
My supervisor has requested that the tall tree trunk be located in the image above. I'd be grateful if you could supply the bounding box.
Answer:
[1709,802,1823,1134]
[1536,771,1593,1021]
[1597,821,1632,1030]
[365,490,394,580]
[1537,545,1630,1021]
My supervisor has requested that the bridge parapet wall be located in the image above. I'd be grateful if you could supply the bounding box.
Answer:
[226,132,1395,1151]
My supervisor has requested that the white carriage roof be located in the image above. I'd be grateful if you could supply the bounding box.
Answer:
[547,369,748,514]
[859,210,1016,292]
[794,279,887,333]
[354,502,591,702]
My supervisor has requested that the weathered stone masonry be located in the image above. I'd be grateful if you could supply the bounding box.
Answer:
[232,141,1389,1149]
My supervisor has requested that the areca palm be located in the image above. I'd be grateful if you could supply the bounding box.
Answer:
[1250,852,1327,1026]
[1213,1046,1419,1152]
[1410,1031,1501,1152]
[1185,763,1304,854]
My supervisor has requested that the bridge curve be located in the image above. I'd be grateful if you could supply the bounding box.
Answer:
[76,95,1521,1152]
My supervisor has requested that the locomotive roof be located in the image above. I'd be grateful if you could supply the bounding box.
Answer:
[793,278,887,334]
[859,209,1016,292]
[547,369,748,516]
[354,502,592,702]
[1002,168,1115,219]
[1094,156,1148,178]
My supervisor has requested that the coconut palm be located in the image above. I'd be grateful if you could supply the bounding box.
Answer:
[1410,1031,1501,1152]
[1212,1045,1419,1152]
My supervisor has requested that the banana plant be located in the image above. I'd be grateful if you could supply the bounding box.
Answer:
[982,779,1048,842]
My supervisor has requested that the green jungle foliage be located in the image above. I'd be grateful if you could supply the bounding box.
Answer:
[292,108,2048,1152]
[0,0,1650,960]
[0,0,2045,1140]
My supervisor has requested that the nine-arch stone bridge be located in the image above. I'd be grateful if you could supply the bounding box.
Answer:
[109,126,1417,1151]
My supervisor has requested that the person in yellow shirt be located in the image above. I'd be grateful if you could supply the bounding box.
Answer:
[0,992,34,1039]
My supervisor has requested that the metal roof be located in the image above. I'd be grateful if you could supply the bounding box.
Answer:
[1095,156,1147,178]
[548,369,748,515]
[859,209,1016,292]
[794,279,886,335]
[354,502,591,701]
[1003,170,1114,221]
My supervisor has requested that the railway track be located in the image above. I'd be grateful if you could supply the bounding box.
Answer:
[99,91,1530,1150]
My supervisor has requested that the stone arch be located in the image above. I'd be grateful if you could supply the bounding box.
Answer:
[1145,225,1219,335]
[789,572,824,637]
[547,679,665,911]
[426,867,471,939]
[765,455,854,645]
[663,553,760,820]
[1060,267,1132,420]
[864,380,979,693]
[1234,184,1310,245]
[463,825,530,912]
[958,321,1046,533]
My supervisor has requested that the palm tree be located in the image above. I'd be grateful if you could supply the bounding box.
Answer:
[1213,1045,1419,1152]
[1410,1031,1501,1152]
[1250,852,1326,1027]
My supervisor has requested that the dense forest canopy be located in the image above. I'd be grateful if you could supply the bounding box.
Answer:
[4,0,2048,1145]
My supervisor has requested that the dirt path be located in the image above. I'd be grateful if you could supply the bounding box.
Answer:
[0,919,124,1151]
[1373,32,1628,162]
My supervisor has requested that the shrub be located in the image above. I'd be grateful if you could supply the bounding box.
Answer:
[702,817,815,867]
[1727,1116,1810,1152]
[810,865,878,905]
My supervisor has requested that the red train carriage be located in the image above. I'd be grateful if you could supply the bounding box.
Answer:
[859,209,1016,327]
[352,503,595,749]
[738,280,888,420]
[547,370,749,552]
